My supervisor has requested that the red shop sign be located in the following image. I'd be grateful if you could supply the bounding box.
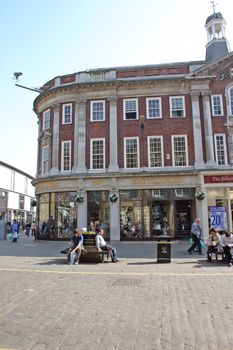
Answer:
[204,175,233,183]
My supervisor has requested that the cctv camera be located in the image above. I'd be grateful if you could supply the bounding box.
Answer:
[13,72,23,79]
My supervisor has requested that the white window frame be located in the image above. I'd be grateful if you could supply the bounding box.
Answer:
[90,138,105,170]
[146,97,162,119]
[171,135,189,167]
[123,99,138,120]
[147,136,164,168]
[61,141,72,171]
[62,103,72,124]
[43,109,50,130]
[211,95,223,116]
[90,100,105,122]
[214,134,227,166]
[169,96,185,118]
[42,145,49,175]
[124,137,139,169]
[229,86,233,116]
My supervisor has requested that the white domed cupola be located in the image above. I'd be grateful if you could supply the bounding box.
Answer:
[205,4,230,62]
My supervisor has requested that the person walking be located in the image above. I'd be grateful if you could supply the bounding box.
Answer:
[31,221,36,237]
[11,219,19,242]
[188,218,203,255]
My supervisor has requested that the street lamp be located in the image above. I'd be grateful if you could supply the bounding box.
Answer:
[13,72,48,93]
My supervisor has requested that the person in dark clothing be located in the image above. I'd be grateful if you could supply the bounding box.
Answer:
[206,228,220,262]
[68,229,84,265]
[221,231,233,266]
[188,218,203,255]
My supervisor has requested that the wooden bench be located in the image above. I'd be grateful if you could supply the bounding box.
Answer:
[210,248,226,262]
[61,233,110,263]
[80,233,110,263]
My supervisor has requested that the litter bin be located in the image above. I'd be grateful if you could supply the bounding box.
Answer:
[156,236,171,263]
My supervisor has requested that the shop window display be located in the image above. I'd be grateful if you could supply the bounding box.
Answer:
[120,188,195,239]
[87,191,110,239]
[37,192,77,239]
[120,190,145,239]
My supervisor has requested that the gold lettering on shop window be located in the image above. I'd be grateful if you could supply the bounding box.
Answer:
[91,179,105,185]
[132,177,182,186]
[37,181,60,191]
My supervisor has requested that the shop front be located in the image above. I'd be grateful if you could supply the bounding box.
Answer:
[119,188,195,240]
[34,173,201,241]
[205,174,233,234]
[36,187,196,240]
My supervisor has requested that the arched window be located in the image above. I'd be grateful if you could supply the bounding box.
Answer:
[230,87,233,115]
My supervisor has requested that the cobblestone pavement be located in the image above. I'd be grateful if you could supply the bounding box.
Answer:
[0,235,233,350]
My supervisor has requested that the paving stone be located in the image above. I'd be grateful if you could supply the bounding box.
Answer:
[1,236,233,349]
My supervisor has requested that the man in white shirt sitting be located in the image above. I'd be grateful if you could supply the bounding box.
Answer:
[221,231,233,266]
[95,229,119,263]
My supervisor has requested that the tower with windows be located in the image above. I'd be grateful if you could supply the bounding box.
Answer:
[205,9,229,61]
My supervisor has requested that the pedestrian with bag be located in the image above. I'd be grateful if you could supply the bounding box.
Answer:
[188,217,204,255]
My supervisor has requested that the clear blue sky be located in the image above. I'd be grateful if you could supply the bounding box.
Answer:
[1,0,233,177]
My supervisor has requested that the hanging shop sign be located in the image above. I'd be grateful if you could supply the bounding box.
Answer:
[209,206,227,231]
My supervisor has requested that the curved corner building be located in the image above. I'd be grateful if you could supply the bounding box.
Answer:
[32,10,233,241]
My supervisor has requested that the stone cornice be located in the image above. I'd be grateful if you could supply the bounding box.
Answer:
[33,77,190,112]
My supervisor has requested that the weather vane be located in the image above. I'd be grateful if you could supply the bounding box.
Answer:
[211,1,218,13]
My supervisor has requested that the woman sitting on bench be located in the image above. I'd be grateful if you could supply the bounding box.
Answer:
[207,228,220,262]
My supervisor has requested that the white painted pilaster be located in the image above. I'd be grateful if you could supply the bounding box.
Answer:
[73,98,87,173]
[196,174,208,239]
[108,96,119,172]
[191,93,205,169]
[76,191,88,229]
[109,190,120,241]
[202,92,216,167]
[50,104,60,175]
[36,114,40,177]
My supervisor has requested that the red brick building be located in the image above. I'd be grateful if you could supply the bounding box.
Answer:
[33,10,233,240]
